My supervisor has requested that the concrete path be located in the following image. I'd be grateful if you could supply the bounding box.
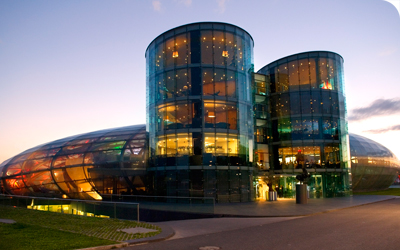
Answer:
[155,217,300,239]
[124,198,400,250]
[148,195,397,242]
[214,195,396,216]
[0,219,16,224]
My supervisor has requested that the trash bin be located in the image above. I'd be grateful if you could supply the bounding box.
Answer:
[267,191,277,201]
[296,184,307,204]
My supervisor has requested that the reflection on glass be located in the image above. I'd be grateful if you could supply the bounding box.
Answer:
[157,102,192,130]
[324,146,340,168]
[204,133,238,154]
[201,30,212,64]
[289,60,299,90]
[1,125,147,199]
[279,146,321,169]
[204,100,237,129]
[157,133,193,156]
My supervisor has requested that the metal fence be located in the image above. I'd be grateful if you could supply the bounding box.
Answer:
[0,194,140,222]
[0,194,216,221]
[101,194,215,215]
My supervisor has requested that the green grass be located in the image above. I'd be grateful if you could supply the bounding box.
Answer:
[0,222,115,250]
[354,188,400,196]
[0,205,161,250]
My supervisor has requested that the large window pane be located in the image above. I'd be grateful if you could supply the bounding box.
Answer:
[203,68,213,96]
[204,133,238,155]
[214,68,226,96]
[213,31,225,66]
[226,70,236,97]
[201,30,212,64]
[165,71,175,99]
[166,134,177,156]
[177,133,192,155]
[277,63,289,92]
[155,42,164,71]
[176,69,190,97]
[165,38,174,68]
[236,35,244,71]
[300,92,311,114]
[215,102,228,128]
[289,60,299,90]
[299,59,310,90]
[175,102,191,128]
[324,146,340,168]
[175,34,188,66]
[225,32,235,67]
[278,118,291,141]
[204,101,215,128]
[227,103,237,130]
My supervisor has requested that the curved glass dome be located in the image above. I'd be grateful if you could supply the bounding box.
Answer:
[349,133,400,191]
[0,125,147,200]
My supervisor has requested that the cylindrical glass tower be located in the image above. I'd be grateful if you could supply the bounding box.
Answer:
[146,22,254,202]
[257,51,351,198]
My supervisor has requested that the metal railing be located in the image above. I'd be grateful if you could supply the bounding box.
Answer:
[101,194,215,215]
[0,194,140,222]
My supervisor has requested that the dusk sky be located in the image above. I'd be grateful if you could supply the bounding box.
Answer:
[1,0,399,163]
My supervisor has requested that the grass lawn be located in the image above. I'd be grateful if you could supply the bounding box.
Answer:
[0,205,161,250]
[0,222,115,250]
[354,188,400,196]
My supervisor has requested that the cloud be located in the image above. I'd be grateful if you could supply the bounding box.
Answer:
[152,0,162,12]
[216,0,228,13]
[348,98,400,121]
[378,47,397,56]
[384,0,400,17]
[364,124,400,134]
[178,0,192,6]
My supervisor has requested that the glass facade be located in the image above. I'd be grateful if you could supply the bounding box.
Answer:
[146,22,254,202]
[0,125,147,200]
[349,134,400,191]
[256,51,351,198]
[2,23,399,204]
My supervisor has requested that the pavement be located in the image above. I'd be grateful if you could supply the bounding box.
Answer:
[0,218,16,224]
[124,195,397,246]
[3,194,397,250]
[214,195,395,217]
[123,197,400,250]
[75,194,397,249]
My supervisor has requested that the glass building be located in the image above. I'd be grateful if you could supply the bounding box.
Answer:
[349,134,400,192]
[145,22,255,202]
[1,22,399,202]
[255,51,351,198]
[0,125,147,199]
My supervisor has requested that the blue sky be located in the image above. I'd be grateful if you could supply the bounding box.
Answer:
[0,0,399,163]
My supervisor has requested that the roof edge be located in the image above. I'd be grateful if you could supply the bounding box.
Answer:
[145,21,254,56]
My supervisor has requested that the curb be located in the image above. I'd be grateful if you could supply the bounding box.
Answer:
[77,243,128,250]
[124,223,175,245]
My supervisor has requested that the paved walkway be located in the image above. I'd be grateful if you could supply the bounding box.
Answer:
[123,198,400,250]
[152,195,396,241]
[155,217,301,240]
[0,219,16,224]
[79,195,397,249]
[214,195,395,217]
